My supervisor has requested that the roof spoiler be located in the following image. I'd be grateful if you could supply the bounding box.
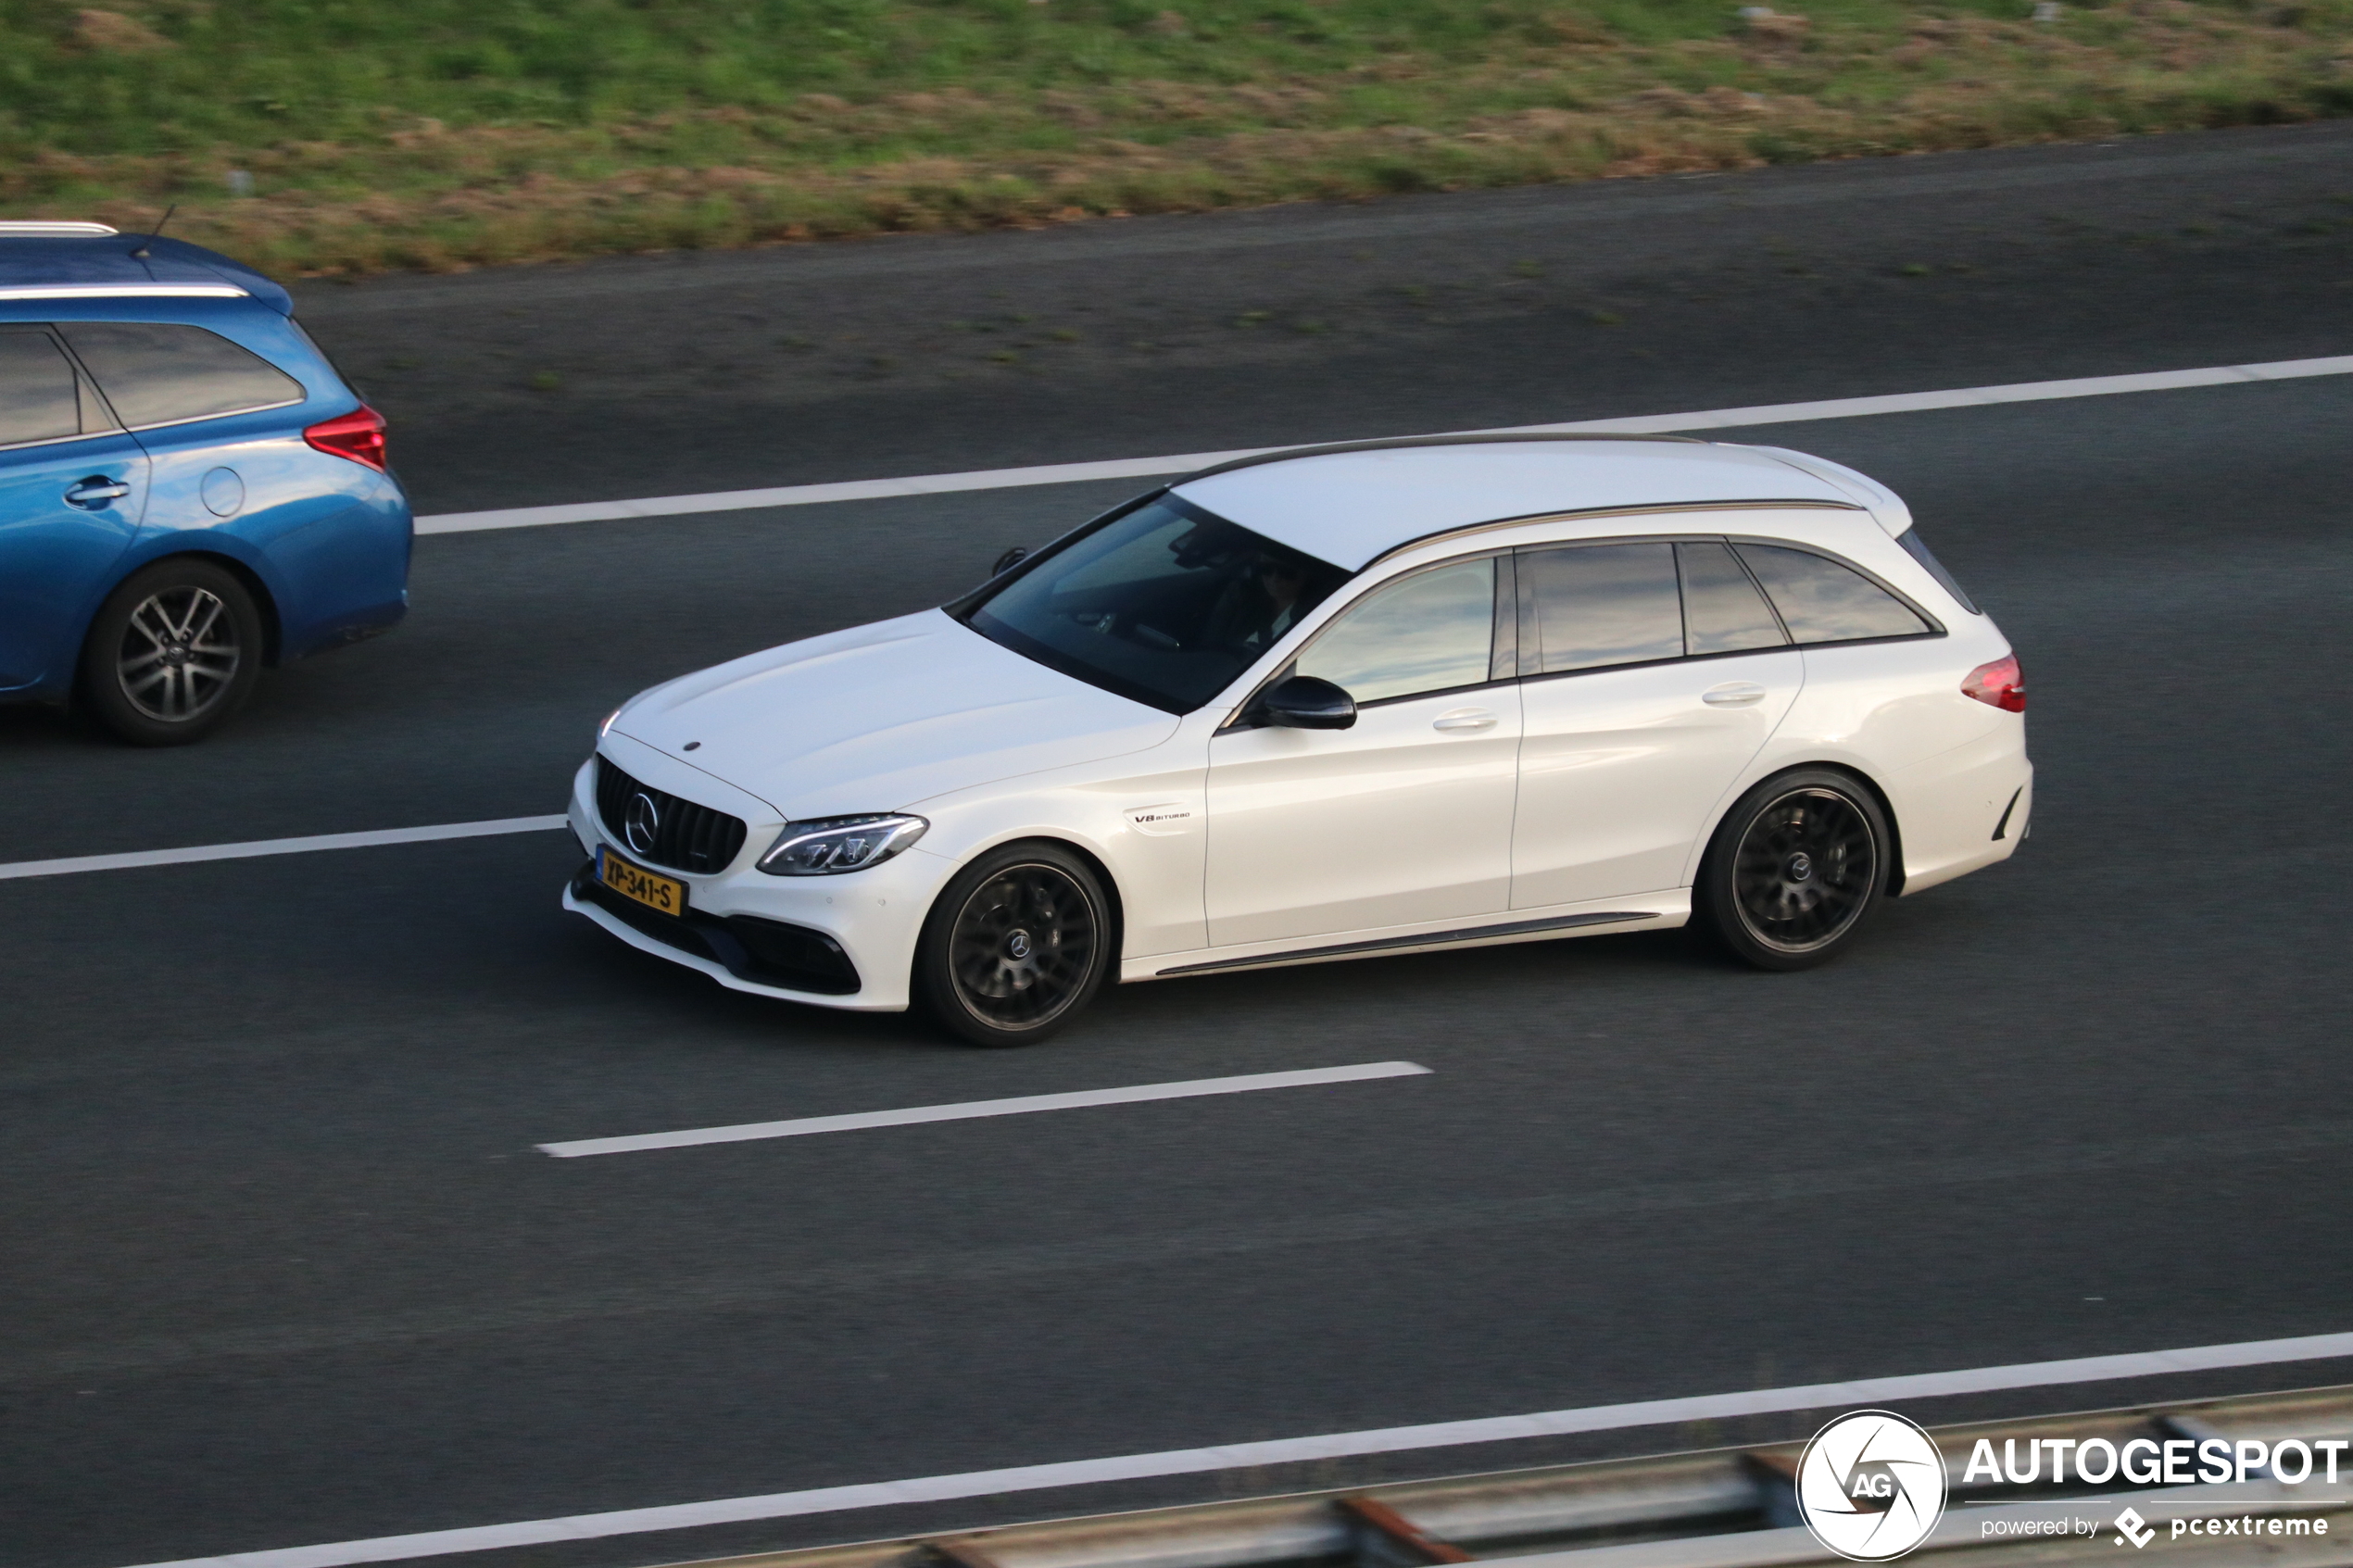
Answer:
[1751,446,1914,537]
[1176,431,1707,486]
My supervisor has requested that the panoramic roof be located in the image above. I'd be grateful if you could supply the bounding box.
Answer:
[1171,440,1869,571]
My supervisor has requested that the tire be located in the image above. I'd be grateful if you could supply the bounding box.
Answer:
[1695,768,1892,972]
[914,842,1114,1047]
[79,558,264,746]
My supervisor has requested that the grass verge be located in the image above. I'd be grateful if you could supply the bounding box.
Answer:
[5,0,2352,274]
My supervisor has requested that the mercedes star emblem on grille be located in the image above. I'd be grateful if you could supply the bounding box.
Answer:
[623,792,661,856]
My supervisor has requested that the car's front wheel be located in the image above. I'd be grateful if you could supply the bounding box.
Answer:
[1695,768,1890,971]
[915,842,1113,1047]
[80,558,264,746]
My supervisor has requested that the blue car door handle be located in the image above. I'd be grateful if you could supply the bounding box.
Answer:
[65,477,131,508]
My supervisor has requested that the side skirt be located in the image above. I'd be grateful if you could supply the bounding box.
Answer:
[1142,903,1683,981]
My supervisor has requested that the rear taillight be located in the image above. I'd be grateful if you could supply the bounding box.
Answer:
[304,405,387,472]
[1962,654,2025,712]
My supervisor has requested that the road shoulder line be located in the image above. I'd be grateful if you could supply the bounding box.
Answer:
[121,1329,2353,1568]
[0,816,568,882]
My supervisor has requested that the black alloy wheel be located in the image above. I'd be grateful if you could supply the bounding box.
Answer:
[916,842,1113,1047]
[1696,769,1890,972]
[79,558,264,746]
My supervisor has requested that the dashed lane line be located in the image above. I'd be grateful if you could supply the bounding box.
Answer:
[23,1114,2353,1386]
[537,1061,1431,1157]
[413,354,2353,535]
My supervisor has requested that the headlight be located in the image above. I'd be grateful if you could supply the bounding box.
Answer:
[758,814,928,876]
[598,707,621,738]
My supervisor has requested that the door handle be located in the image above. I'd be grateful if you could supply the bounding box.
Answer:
[1701,683,1767,708]
[1432,708,1498,733]
[65,478,131,508]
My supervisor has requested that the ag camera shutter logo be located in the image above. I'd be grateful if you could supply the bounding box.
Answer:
[1795,1411,1949,1561]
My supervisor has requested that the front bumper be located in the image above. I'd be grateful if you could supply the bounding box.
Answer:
[563,757,941,1011]
[567,860,862,994]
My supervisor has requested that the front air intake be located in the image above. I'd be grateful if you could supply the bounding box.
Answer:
[594,757,748,874]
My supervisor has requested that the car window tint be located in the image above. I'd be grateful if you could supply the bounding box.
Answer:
[1735,544,1930,643]
[0,331,83,446]
[1519,542,1682,673]
[965,497,1349,714]
[57,322,303,428]
[1296,558,1496,704]
[1897,526,1979,614]
[1678,541,1787,656]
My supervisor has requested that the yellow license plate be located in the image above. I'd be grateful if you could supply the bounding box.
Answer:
[599,847,687,916]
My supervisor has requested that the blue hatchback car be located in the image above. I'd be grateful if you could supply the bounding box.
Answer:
[1,220,411,745]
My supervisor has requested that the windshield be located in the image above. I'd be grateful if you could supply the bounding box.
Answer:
[961,495,1352,713]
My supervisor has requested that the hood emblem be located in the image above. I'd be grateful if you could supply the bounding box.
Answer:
[624,792,661,855]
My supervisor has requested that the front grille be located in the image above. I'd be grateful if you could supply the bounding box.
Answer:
[572,863,862,995]
[595,757,748,874]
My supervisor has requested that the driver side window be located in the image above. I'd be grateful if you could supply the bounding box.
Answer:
[1295,557,1498,704]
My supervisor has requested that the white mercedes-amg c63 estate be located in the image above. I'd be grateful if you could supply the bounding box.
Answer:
[565,436,2030,1045]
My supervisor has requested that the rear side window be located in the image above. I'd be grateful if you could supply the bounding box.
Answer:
[1897,527,1981,614]
[0,330,84,447]
[1735,544,1931,644]
[1517,542,1683,673]
[1677,542,1787,655]
[58,322,304,429]
[1296,557,1496,703]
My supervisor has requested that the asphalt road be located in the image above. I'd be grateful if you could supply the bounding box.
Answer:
[3,124,2351,1568]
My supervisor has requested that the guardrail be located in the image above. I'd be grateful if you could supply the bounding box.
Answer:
[661,1386,2353,1568]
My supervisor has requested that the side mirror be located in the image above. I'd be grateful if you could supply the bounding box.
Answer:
[991,546,1030,576]
[1260,675,1356,730]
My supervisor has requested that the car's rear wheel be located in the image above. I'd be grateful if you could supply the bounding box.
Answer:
[80,558,263,746]
[1696,768,1889,971]
[915,842,1112,1047]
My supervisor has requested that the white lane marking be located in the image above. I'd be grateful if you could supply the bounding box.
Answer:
[0,816,567,883]
[538,1061,1432,1158]
[119,1327,2353,1568]
[413,353,2353,535]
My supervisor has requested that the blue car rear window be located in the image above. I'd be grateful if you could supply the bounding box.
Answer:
[59,322,304,429]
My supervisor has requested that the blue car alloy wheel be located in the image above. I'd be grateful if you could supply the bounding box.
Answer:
[79,557,263,745]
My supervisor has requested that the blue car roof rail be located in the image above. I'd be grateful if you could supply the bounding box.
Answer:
[0,229,293,316]
[0,220,121,237]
